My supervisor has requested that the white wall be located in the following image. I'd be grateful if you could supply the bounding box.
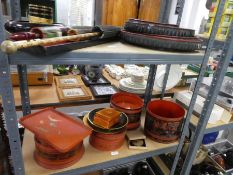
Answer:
[169,0,209,34]
[56,0,95,26]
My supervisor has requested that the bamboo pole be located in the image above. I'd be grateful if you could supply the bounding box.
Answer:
[1,32,99,54]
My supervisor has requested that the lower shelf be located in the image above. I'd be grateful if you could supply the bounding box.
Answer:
[190,115,233,134]
[22,130,177,175]
[152,156,170,175]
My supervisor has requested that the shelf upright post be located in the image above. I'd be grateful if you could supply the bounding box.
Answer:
[159,0,172,23]
[176,0,185,26]
[17,65,31,115]
[0,1,25,174]
[9,0,32,115]
[169,0,227,174]
[181,20,233,175]
[160,64,171,99]
[94,0,103,25]
[161,0,186,100]
[9,0,21,20]
[151,0,173,101]
[144,65,157,106]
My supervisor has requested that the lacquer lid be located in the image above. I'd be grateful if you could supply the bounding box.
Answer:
[20,108,92,153]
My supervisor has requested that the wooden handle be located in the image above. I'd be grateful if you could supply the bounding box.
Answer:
[1,32,100,54]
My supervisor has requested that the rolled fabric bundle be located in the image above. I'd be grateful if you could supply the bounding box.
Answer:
[1,32,100,54]
[1,25,121,53]
[30,26,70,38]
[10,32,39,41]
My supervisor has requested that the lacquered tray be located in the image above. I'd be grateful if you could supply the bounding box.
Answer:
[124,18,195,37]
[19,108,92,153]
[121,30,202,52]
[21,38,118,56]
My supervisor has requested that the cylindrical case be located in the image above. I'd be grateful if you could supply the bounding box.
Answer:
[145,100,185,143]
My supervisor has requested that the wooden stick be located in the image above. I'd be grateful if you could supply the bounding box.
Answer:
[1,32,100,54]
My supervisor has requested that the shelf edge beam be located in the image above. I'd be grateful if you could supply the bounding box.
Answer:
[144,65,157,106]
[160,64,171,99]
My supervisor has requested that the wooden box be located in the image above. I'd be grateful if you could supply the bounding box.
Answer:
[11,66,53,86]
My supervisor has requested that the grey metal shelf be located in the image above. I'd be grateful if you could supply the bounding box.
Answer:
[8,42,205,65]
[198,34,225,50]
[22,126,178,175]
[189,116,233,134]
[152,155,233,175]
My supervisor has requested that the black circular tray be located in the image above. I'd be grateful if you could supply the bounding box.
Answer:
[124,19,195,37]
[121,30,202,52]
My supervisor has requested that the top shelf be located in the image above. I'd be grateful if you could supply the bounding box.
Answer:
[8,42,204,65]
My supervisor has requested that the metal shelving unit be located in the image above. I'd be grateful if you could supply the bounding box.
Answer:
[8,43,204,65]
[189,116,233,134]
[0,0,233,175]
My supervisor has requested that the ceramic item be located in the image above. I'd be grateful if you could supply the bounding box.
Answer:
[119,78,146,94]
[154,65,182,91]
[88,108,128,133]
[85,65,103,82]
[19,108,92,153]
[110,92,144,129]
[145,100,185,143]
[131,71,145,84]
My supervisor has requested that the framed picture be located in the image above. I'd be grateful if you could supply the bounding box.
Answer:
[55,75,84,88]
[57,86,92,101]
[81,75,111,87]
[90,85,118,98]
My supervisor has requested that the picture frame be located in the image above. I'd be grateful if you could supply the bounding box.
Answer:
[57,86,92,102]
[55,75,84,88]
[89,84,118,98]
[81,75,111,87]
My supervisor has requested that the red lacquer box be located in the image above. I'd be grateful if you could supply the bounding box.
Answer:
[19,108,92,169]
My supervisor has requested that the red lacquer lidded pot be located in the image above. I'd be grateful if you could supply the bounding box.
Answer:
[145,100,185,143]
[84,108,128,151]
[110,92,144,130]
[19,108,92,169]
